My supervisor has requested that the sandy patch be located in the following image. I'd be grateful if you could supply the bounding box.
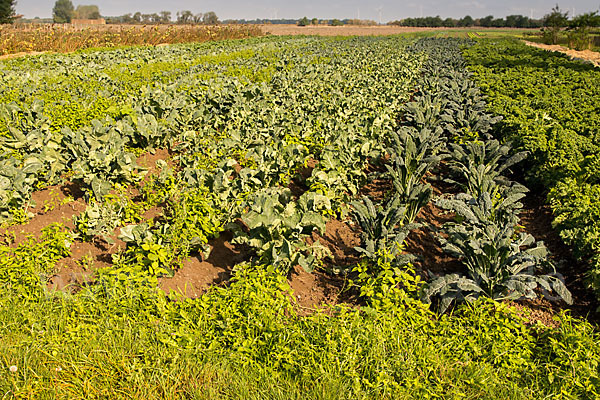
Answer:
[524,40,600,67]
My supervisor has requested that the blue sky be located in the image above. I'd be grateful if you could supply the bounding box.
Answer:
[17,0,600,21]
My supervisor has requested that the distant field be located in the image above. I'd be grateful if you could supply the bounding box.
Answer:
[260,24,536,37]
[0,23,540,56]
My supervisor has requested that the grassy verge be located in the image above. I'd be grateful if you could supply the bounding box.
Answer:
[1,230,599,399]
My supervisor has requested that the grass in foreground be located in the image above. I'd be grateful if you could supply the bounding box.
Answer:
[0,228,599,399]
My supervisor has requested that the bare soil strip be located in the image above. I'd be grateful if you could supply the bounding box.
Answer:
[0,51,46,60]
[523,40,600,67]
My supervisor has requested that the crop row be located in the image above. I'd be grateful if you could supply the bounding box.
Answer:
[464,39,600,303]
[0,36,571,311]
[0,37,420,223]
[395,39,571,311]
[1,36,424,288]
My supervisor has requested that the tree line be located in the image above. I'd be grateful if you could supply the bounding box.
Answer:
[389,15,542,28]
[541,5,600,48]
[51,0,218,24]
[107,11,218,25]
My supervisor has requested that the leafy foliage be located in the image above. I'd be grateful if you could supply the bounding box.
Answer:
[465,39,600,303]
[446,139,528,198]
[0,233,598,398]
[429,192,572,311]
[0,0,16,24]
[351,195,418,261]
[409,38,571,312]
[542,5,569,44]
[385,127,443,223]
[232,188,328,272]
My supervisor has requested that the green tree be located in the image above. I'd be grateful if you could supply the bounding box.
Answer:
[543,4,568,44]
[457,15,474,27]
[330,19,344,26]
[53,0,74,23]
[176,10,193,24]
[202,11,218,24]
[492,18,505,27]
[0,0,16,24]
[74,5,100,19]
[159,11,171,23]
[298,16,309,26]
[568,11,600,49]
[480,15,494,27]
[442,17,456,27]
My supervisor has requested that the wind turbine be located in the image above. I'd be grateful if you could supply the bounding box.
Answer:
[376,6,383,25]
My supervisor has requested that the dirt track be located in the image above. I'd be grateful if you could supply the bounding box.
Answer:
[524,40,600,67]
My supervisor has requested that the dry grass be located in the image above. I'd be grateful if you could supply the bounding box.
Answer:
[0,24,263,55]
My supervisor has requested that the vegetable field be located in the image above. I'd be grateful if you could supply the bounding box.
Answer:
[1,36,599,398]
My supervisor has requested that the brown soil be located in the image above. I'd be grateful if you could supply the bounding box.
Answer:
[137,148,173,178]
[404,173,462,275]
[524,40,600,67]
[509,298,561,329]
[405,200,461,275]
[48,236,125,292]
[1,183,86,246]
[519,193,600,322]
[141,206,164,221]
[289,158,318,197]
[299,158,319,180]
[288,264,355,313]
[159,232,249,298]
[288,218,363,312]
[360,178,392,202]
[29,182,84,213]
[307,218,362,268]
[158,216,361,306]
[232,163,243,174]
